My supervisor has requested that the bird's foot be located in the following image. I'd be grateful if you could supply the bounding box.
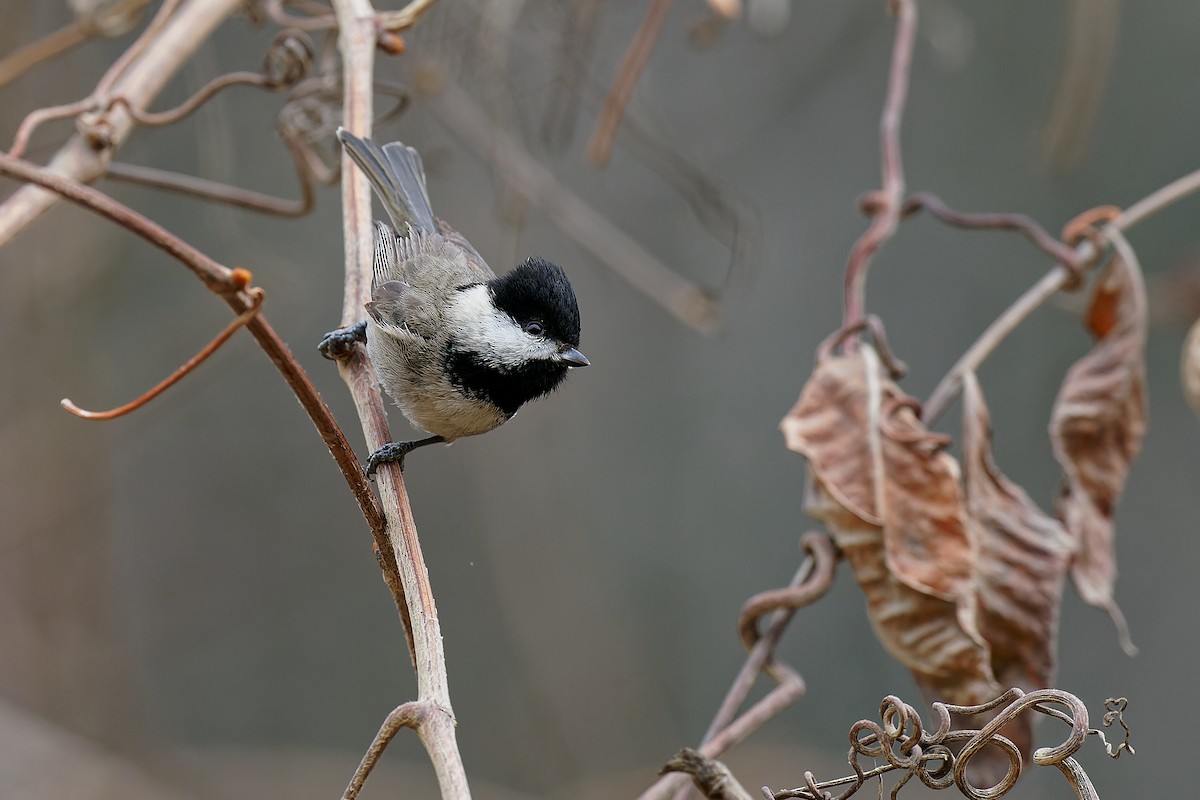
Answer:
[365,435,445,479]
[318,321,367,360]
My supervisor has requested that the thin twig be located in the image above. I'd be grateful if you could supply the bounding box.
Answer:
[105,160,315,216]
[62,284,266,419]
[113,71,273,126]
[342,701,429,800]
[901,192,1084,276]
[586,0,675,168]
[0,151,229,288]
[923,165,1200,423]
[330,1,471,798]
[9,99,97,159]
[842,0,917,334]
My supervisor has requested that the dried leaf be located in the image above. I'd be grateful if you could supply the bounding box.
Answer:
[780,351,881,524]
[1050,244,1146,652]
[805,480,997,703]
[877,397,973,607]
[962,372,1074,759]
[782,346,996,701]
[1181,317,1200,419]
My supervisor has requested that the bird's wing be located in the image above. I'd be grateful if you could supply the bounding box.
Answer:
[365,279,430,333]
[436,218,495,280]
[367,222,491,340]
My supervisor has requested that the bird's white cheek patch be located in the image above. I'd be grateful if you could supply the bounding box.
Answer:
[446,285,557,367]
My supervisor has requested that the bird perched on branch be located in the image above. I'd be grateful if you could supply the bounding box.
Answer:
[320,129,588,477]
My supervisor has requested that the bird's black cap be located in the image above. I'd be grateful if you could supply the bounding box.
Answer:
[488,257,581,347]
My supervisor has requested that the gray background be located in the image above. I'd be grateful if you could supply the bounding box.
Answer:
[1,1,1195,798]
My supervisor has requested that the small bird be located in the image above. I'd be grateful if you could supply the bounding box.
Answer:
[320,129,588,477]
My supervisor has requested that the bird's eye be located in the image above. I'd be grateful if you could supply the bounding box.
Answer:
[524,321,544,337]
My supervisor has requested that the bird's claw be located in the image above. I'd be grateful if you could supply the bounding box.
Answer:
[365,441,418,480]
[318,321,368,360]
[364,436,445,480]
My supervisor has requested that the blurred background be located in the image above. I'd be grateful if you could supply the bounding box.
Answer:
[1,1,1196,798]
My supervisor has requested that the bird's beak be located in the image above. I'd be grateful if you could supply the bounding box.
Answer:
[559,347,590,367]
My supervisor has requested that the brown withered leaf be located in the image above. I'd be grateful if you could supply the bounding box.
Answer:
[781,346,975,609]
[962,372,1074,760]
[1050,244,1146,652]
[782,346,996,701]
[780,351,882,525]
[1181,317,1200,419]
[804,480,997,704]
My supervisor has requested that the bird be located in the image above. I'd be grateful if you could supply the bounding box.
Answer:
[320,129,588,477]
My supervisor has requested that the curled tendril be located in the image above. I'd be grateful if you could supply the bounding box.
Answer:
[1095,697,1135,758]
[262,29,315,89]
[768,689,1128,800]
[279,90,339,145]
[816,315,907,378]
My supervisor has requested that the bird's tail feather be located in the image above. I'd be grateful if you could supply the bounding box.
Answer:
[337,128,436,234]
